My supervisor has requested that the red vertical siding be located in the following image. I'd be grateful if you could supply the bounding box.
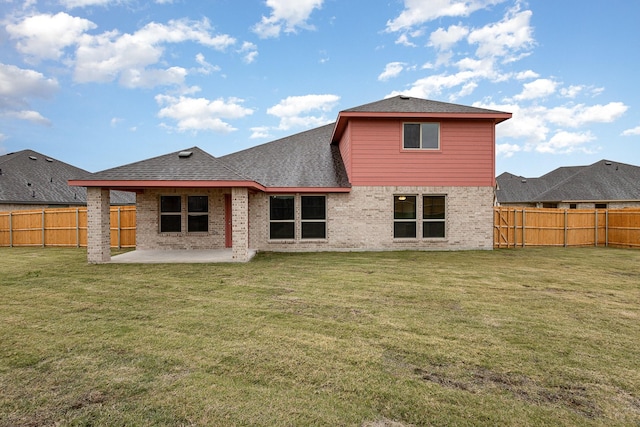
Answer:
[344,118,496,186]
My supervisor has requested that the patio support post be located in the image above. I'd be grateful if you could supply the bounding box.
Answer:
[87,187,111,263]
[231,187,249,261]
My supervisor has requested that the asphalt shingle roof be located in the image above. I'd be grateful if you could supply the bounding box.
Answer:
[0,149,134,206]
[345,95,510,115]
[221,123,350,188]
[496,160,640,203]
[84,147,251,182]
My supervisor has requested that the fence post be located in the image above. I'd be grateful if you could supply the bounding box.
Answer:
[522,209,526,247]
[513,209,518,248]
[9,212,13,248]
[76,208,80,248]
[564,209,568,247]
[117,206,122,250]
[594,210,598,247]
[605,210,609,247]
[42,209,46,248]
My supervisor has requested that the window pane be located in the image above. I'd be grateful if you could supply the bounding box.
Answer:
[424,221,445,238]
[302,222,326,239]
[160,195,181,213]
[394,196,416,219]
[403,124,420,149]
[423,196,445,219]
[270,196,294,220]
[421,123,439,149]
[160,214,181,232]
[270,222,294,239]
[394,222,416,238]
[188,195,208,213]
[302,196,326,220]
[188,215,208,232]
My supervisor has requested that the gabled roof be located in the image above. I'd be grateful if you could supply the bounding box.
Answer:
[332,95,511,143]
[70,95,507,193]
[0,149,134,206]
[496,160,640,203]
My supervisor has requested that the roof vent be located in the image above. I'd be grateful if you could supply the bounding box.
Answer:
[605,161,612,165]
[178,151,193,158]
[29,156,37,160]
[521,179,527,183]
[399,95,411,100]
[45,158,53,162]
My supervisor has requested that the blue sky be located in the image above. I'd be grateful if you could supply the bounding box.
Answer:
[1,0,639,177]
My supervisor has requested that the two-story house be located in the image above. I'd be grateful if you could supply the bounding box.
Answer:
[70,96,511,263]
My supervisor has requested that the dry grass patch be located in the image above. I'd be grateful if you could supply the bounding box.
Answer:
[0,247,639,426]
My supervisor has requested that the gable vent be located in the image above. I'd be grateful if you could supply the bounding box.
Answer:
[178,151,193,158]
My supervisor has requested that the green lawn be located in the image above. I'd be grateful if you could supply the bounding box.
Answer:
[1,247,639,426]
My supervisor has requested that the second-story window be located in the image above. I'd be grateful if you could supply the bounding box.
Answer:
[403,123,440,150]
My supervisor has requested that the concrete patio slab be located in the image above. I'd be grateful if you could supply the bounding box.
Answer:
[110,249,256,263]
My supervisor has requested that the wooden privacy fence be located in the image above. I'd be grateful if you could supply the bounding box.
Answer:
[0,206,135,248]
[494,207,640,248]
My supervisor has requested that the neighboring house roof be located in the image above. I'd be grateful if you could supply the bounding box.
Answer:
[0,149,134,206]
[496,160,640,204]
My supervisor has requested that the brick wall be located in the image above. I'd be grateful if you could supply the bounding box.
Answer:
[248,185,494,251]
[136,188,227,250]
[87,188,110,263]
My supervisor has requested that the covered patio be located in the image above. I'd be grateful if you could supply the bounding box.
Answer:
[110,249,257,263]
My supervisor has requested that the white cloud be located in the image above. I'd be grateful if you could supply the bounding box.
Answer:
[60,0,115,7]
[0,63,58,126]
[467,8,534,60]
[3,109,52,126]
[560,85,583,99]
[622,126,640,136]
[513,78,558,101]
[547,102,628,128]
[515,70,539,80]
[155,95,253,133]
[0,63,59,101]
[6,12,96,62]
[253,0,323,38]
[73,18,235,87]
[429,24,469,51]
[496,142,521,158]
[386,0,507,32]
[250,126,273,139]
[536,131,596,154]
[267,94,339,130]
[238,42,258,64]
[378,62,406,81]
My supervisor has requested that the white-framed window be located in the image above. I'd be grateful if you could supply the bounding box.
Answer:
[394,195,417,238]
[301,195,326,239]
[423,195,446,238]
[403,123,440,150]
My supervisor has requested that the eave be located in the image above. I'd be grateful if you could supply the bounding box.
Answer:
[331,111,513,143]
[68,179,352,194]
[68,179,267,192]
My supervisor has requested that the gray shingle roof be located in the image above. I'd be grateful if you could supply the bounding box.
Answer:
[497,160,640,203]
[0,149,134,206]
[345,95,510,115]
[83,147,251,182]
[221,123,350,188]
